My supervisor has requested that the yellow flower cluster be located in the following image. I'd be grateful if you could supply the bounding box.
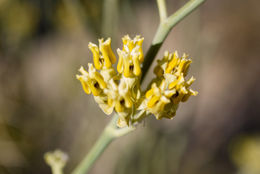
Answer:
[139,51,198,119]
[76,35,197,127]
[76,36,143,127]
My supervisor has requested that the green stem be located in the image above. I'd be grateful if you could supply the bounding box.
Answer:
[71,129,113,174]
[52,166,64,174]
[141,0,206,82]
[71,115,135,174]
[157,0,167,21]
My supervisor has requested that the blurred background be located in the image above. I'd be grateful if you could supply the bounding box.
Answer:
[0,0,260,174]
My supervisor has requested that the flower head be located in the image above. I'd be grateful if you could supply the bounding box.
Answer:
[77,35,197,127]
[140,51,198,119]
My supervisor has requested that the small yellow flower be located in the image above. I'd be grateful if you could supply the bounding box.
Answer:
[76,64,107,96]
[88,38,116,70]
[144,80,175,119]
[77,35,197,127]
[117,35,144,77]
[106,79,133,113]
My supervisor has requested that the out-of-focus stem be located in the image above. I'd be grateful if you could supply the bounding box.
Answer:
[52,166,63,174]
[102,0,119,39]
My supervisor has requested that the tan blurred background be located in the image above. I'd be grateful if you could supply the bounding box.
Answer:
[0,0,260,174]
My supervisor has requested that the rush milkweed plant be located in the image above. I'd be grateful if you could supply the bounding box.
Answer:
[45,0,206,173]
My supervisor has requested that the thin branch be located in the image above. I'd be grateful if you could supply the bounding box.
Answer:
[71,114,135,174]
[141,0,206,82]
[111,126,136,137]
[156,0,168,21]
[71,126,114,174]
[167,0,205,29]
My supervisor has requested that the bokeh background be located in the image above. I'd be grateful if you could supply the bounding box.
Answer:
[0,0,260,174]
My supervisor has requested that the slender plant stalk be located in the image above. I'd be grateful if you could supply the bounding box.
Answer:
[71,127,113,174]
[141,0,206,82]
[71,0,206,173]
[157,0,168,21]
[71,115,135,174]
